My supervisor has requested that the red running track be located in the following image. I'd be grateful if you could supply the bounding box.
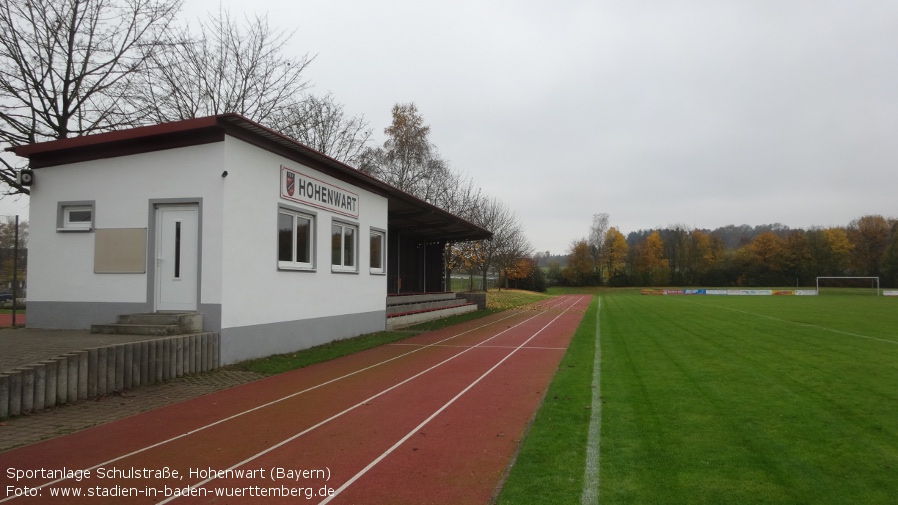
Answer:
[0,295,589,504]
[0,314,24,327]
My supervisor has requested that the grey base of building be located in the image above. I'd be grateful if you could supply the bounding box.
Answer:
[23,301,383,367]
[220,310,387,365]
[25,301,223,333]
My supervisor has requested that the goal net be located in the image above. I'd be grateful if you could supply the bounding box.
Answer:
[816,276,881,296]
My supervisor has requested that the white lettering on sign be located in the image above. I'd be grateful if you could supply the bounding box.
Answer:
[281,166,359,218]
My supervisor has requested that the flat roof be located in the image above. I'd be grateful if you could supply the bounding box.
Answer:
[7,114,491,243]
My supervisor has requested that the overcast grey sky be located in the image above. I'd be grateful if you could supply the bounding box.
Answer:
[8,1,898,254]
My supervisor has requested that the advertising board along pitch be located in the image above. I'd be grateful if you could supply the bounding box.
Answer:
[640,289,818,296]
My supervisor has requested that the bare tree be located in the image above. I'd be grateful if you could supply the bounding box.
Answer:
[494,216,532,290]
[464,196,520,291]
[437,171,482,220]
[358,102,452,201]
[274,93,372,166]
[135,9,313,125]
[588,212,609,283]
[0,0,183,194]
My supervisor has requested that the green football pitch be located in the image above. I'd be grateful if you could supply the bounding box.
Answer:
[498,290,898,505]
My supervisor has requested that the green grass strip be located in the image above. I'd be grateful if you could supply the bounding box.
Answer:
[224,309,502,375]
[496,295,598,504]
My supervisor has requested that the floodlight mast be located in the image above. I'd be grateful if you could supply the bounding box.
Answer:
[816,276,881,296]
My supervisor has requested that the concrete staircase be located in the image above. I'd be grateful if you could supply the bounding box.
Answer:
[91,312,204,336]
[386,292,479,330]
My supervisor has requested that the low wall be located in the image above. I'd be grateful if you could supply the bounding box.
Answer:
[0,332,220,420]
[459,292,487,310]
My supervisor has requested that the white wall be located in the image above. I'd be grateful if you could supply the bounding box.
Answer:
[28,143,225,304]
[218,137,389,330]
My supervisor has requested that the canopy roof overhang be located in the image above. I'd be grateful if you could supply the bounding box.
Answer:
[7,114,492,243]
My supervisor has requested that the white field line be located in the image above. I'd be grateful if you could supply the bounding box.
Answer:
[156,296,583,504]
[581,297,602,505]
[320,295,589,504]
[682,299,898,345]
[0,301,565,503]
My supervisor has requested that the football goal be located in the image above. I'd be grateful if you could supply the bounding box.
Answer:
[816,276,881,296]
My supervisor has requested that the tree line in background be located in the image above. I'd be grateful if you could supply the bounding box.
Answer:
[552,213,898,289]
[0,0,535,290]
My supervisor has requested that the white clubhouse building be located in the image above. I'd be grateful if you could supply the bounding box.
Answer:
[9,115,489,364]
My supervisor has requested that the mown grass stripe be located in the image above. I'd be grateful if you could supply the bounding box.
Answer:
[581,297,602,505]
[680,297,898,345]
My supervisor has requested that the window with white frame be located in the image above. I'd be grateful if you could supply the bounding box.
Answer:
[278,207,315,270]
[370,229,386,275]
[57,201,94,231]
[331,221,357,272]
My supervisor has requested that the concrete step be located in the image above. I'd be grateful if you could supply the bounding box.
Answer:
[386,303,478,330]
[91,312,203,335]
[118,313,204,333]
[386,298,472,316]
[91,323,180,336]
[386,292,459,307]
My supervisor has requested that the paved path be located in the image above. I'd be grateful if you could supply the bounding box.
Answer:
[0,296,589,504]
[0,370,264,453]
[0,329,163,374]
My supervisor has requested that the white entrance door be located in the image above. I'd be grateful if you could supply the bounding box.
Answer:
[155,205,199,311]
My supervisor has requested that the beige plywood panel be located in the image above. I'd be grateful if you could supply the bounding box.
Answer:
[94,228,147,273]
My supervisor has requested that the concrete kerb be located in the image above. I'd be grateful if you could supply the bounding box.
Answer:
[31,363,46,411]
[8,371,21,416]
[0,374,8,419]
[115,345,125,392]
[18,367,35,414]
[39,360,57,408]
[76,351,88,400]
[97,347,108,395]
[87,348,98,398]
[65,353,78,403]
[124,343,133,390]
[55,357,67,405]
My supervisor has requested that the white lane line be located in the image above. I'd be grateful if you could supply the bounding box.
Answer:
[1,304,562,503]
[581,297,602,505]
[390,343,567,350]
[683,299,898,345]
[320,296,588,504]
[156,297,581,504]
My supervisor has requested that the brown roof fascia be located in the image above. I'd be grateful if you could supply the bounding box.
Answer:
[6,117,225,169]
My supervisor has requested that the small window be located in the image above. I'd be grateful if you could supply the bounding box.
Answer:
[58,202,94,231]
[278,208,315,270]
[331,221,358,272]
[370,229,386,275]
